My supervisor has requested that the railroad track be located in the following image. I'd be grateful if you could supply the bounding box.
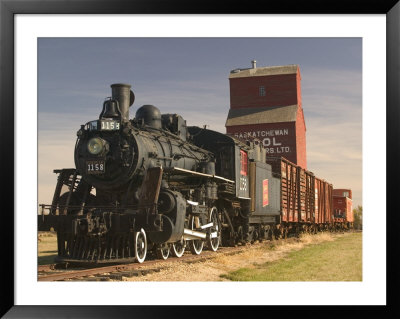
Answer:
[37,244,252,282]
[38,231,357,282]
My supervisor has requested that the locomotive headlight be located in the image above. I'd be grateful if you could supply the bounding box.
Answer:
[87,137,105,155]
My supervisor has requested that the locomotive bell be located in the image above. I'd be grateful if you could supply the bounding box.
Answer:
[101,99,120,118]
[110,83,135,122]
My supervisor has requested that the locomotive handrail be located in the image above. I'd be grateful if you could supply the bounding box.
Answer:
[163,167,235,183]
[38,203,155,215]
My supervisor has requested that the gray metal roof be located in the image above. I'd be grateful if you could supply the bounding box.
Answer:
[225,104,298,127]
[229,64,299,79]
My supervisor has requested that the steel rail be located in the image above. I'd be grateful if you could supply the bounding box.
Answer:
[38,264,56,272]
[37,246,244,281]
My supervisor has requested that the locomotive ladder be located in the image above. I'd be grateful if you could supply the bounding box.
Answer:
[50,168,86,215]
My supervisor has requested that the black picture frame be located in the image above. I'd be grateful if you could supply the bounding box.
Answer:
[1,0,398,317]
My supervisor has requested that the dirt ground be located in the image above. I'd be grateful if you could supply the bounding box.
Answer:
[122,232,339,282]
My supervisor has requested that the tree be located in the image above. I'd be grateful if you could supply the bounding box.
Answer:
[353,205,362,230]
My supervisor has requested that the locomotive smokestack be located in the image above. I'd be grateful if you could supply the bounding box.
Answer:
[111,83,134,122]
[251,60,257,69]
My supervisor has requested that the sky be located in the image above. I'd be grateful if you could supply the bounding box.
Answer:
[38,37,362,208]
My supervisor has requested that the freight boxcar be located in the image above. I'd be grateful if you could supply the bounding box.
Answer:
[266,156,333,236]
[315,177,333,228]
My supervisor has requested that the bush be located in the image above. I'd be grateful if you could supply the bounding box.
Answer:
[353,205,362,230]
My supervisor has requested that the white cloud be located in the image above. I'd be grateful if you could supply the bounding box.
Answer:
[38,125,76,205]
[302,68,361,119]
[302,68,362,207]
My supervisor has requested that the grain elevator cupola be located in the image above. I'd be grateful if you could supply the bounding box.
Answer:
[225,62,307,169]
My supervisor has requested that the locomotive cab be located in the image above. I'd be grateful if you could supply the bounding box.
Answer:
[188,126,281,243]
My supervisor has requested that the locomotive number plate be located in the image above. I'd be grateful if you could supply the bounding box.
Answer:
[100,120,120,131]
[88,120,120,131]
[86,160,105,174]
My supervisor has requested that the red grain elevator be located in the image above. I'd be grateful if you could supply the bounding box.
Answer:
[333,189,353,223]
[225,61,307,169]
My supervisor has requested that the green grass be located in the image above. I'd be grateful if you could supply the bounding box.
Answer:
[222,232,362,281]
[38,232,58,265]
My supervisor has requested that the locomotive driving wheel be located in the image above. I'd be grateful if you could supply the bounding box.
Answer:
[155,243,170,260]
[171,238,186,258]
[207,207,220,252]
[189,215,204,255]
[134,228,147,263]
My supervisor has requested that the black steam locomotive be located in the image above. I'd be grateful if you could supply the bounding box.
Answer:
[38,83,283,264]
